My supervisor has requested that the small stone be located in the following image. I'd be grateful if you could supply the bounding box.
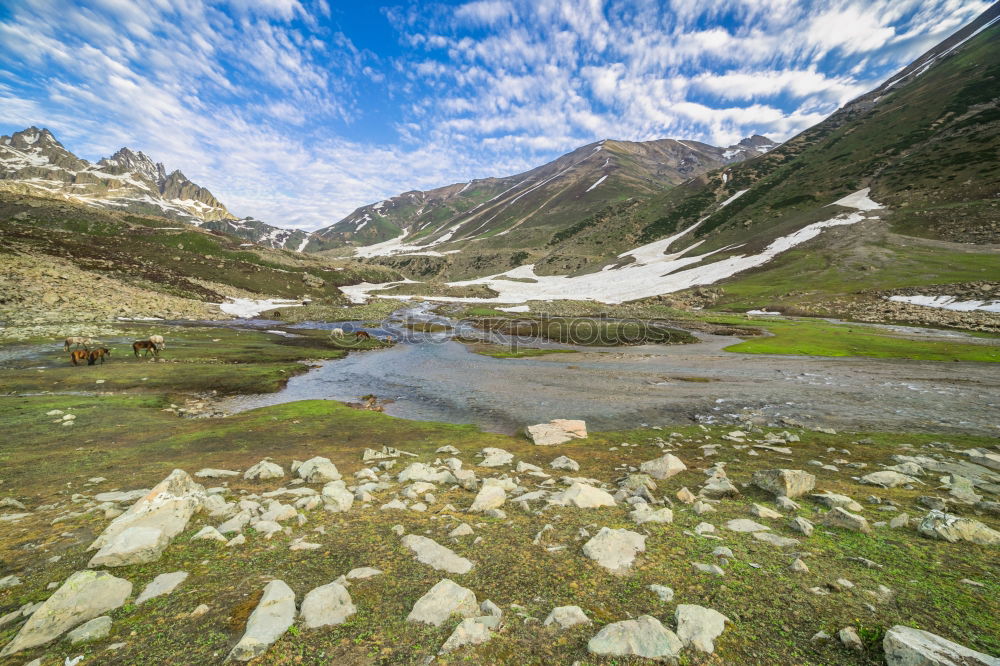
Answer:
[550,455,580,472]
[822,507,872,535]
[544,605,591,629]
[839,626,863,651]
[639,453,687,480]
[650,584,674,602]
[244,459,284,481]
[790,517,814,536]
[401,535,474,574]
[724,519,769,533]
[790,558,809,573]
[752,469,815,498]
[750,503,782,519]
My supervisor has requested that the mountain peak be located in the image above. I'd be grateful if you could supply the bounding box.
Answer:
[5,126,61,150]
[99,146,166,183]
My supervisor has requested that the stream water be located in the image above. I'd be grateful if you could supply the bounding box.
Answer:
[212,305,1000,437]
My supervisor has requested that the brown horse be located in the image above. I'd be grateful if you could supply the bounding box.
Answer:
[133,340,160,358]
[355,331,372,340]
[88,347,111,365]
[69,350,90,366]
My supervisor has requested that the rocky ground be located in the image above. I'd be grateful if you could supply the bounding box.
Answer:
[0,406,997,664]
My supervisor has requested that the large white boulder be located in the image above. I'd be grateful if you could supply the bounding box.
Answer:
[917,510,1000,546]
[87,469,206,567]
[470,482,507,512]
[675,604,730,654]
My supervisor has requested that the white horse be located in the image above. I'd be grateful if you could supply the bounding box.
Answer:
[63,337,93,351]
[331,328,345,337]
[149,334,165,350]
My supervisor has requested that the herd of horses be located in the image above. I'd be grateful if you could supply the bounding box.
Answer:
[63,335,165,366]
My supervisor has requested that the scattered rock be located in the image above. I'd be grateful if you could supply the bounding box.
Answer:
[194,468,239,479]
[550,456,580,472]
[883,624,1000,666]
[861,471,919,488]
[587,615,682,660]
[752,469,816,498]
[790,517,814,537]
[0,570,132,657]
[639,454,687,480]
[401,535,475,574]
[470,483,507,512]
[917,510,1000,546]
[407,579,479,627]
[822,507,872,535]
[839,626,863,651]
[228,580,297,662]
[752,532,800,548]
[650,585,674,602]
[135,571,188,605]
[440,615,498,653]
[551,483,616,508]
[582,527,646,574]
[544,605,591,629]
[244,459,284,481]
[724,519,770,533]
[675,604,730,654]
[300,582,356,629]
[297,457,341,483]
[66,616,111,644]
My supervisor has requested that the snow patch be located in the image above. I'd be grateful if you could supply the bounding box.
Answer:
[719,189,748,208]
[219,298,304,318]
[585,175,608,192]
[339,279,417,304]
[498,305,530,313]
[828,187,883,211]
[887,295,1000,313]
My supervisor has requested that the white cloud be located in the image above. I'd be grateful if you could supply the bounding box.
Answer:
[0,0,993,230]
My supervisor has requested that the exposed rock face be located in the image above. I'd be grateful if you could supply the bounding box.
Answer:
[88,469,206,567]
[401,535,475,574]
[883,625,1000,666]
[587,615,683,660]
[0,570,132,656]
[228,580,297,661]
[407,579,479,627]
[525,419,587,445]
[752,469,816,498]
[917,510,1000,546]
[582,527,646,574]
[300,582,356,629]
[639,454,687,480]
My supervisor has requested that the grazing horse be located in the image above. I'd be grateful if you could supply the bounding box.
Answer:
[148,334,165,350]
[69,350,90,366]
[354,331,372,340]
[331,328,345,337]
[88,347,111,365]
[133,340,160,358]
[64,337,93,351]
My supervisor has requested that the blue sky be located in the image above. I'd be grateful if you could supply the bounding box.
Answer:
[0,0,990,230]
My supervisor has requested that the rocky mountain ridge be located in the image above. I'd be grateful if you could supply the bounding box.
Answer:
[0,128,326,251]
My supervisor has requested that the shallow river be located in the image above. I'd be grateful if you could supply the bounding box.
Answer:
[214,306,1000,437]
